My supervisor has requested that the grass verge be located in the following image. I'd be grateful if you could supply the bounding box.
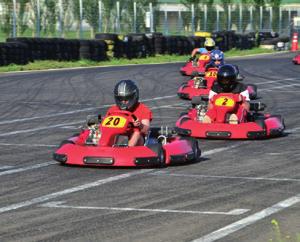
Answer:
[0,47,277,73]
[269,219,300,242]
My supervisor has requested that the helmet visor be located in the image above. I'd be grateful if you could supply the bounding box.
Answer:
[219,77,234,85]
[116,93,134,102]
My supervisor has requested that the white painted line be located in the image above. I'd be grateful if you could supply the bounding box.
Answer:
[254,77,300,86]
[60,126,80,130]
[191,194,300,242]
[152,171,300,182]
[0,161,56,177]
[0,142,57,147]
[0,166,14,170]
[0,121,81,137]
[264,90,300,93]
[202,143,246,156]
[0,95,177,125]
[260,83,300,91]
[0,170,151,214]
[41,201,250,216]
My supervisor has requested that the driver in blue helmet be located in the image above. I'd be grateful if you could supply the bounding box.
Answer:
[205,49,225,70]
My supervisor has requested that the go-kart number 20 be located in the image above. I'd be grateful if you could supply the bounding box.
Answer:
[103,116,126,128]
[215,97,235,107]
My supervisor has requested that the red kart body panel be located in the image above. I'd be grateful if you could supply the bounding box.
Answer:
[180,54,211,76]
[53,111,200,167]
[175,93,284,139]
[292,54,300,64]
[54,136,194,166]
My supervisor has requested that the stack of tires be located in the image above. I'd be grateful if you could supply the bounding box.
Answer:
[0,42,29,66]
[212,31,226,51]
[188,36,206,51]
[79,40,108,61]
[258,32,289,50]
[234,33,256,50]
[122,33,151,59]
[6,38,82,61]
[152,33,166,54]
[95,33,123,58]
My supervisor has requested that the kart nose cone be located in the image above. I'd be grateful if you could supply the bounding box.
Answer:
[53,153,67,163]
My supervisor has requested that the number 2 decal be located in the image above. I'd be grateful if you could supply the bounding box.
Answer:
[222,98,228,106]
[214,97,235,107]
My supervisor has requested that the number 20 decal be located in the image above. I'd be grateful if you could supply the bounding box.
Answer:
[102,116,126,128]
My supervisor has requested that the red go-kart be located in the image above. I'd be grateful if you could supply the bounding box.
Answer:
[178,68,258,100]
[177,68,218,100]
[175,93,285,139]
[53,110,201,167]
[292,54,300,64]
[180,53,211,76]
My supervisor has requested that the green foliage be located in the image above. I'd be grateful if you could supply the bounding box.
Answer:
[269,219,300,242]
[43,0,57,36]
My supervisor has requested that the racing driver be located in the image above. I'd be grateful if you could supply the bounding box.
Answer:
[203,64,250,124]
[190,37,216,60]
[106,79,152,146]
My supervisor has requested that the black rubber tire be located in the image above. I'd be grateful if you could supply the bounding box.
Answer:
[146,143,166,167]
[248,84,258,100]
[191,139,201,161]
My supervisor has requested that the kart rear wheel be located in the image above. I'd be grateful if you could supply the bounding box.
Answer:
[248,84,258,99]
[192,139,201,161]
[254,117,266,129]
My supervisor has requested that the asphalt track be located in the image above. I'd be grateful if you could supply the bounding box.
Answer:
[0,52,299,242]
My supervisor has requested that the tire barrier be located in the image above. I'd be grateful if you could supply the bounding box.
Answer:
[3,37,107,65]
[95,33,123,58]
[234,33,256,50]
[0,31,290,67]
[0,42,29,66]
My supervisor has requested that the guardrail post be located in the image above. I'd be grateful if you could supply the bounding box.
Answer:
[12,0,17,38]
[98,0,102,33]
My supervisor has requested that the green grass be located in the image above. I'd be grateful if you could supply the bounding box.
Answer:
[269,219,300,242]
[0,47,277,73]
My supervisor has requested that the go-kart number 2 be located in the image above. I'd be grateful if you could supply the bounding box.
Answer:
[103,116,126,128]
[199,55,210,60]
[215,97,235,107]
[205,71,217,77]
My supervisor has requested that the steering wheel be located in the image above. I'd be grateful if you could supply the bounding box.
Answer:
[106,110,138,129]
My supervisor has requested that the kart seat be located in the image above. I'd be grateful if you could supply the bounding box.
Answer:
[113,135,129,147]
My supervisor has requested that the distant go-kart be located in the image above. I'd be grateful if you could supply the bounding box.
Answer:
[178,68,258,100]
[175,93,285,139]
[53,110,201,167]
[177,68,218,100]
[180,53,211,76]
[292,54,300,64]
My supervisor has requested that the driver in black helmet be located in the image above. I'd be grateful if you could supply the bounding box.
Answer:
[203,64,250,124]
[106,80,152,146]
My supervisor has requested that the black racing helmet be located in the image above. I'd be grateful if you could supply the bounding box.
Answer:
[217,64,238,91]
[114,80,139,111]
